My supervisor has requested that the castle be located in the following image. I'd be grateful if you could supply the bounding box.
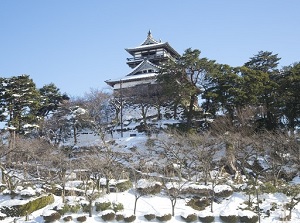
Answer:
[105,31,180,92]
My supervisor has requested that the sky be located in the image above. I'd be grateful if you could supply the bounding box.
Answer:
[0,1,299,97]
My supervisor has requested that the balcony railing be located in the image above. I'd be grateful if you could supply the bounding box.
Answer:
[127,54,169,62]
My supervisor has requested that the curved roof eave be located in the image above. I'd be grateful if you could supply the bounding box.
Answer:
[125,42,180,58]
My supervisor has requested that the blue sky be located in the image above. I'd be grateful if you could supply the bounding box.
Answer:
[1,1,299,97]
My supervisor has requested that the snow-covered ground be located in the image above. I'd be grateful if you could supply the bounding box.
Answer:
[3,186,300,223]
[1,109,299,222]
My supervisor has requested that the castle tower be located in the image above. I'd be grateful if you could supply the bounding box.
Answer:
[105,31,180,91]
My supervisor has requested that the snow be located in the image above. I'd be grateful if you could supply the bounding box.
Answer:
[214,185,232,193]
[180,211,196,218]
[42,209,57,217]
[100,209,114,215]
[20,187,36,196]
[1,172,300,222]
[292,175,300,184]
[238,209,257,217]
[1,109,300,222]
[136,179,160,189]
[198,210,214,217]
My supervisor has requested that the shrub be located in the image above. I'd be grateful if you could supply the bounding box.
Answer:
[95,201,112,211]
[187,197,210,211]
[144,213,156,221]
[16,194,54,216]
[101,210,115,221]
[124,214,136,222]
[43,211,61,222]
[115,180,133,192]
[116,213,124,221]
[63,216,72,221]
[261,182,277,194]
[0,206,19,217]
[239,215,259,223]
[81,204,90,213]
[156,213,172,221]
[198,216,215,223]
[69,204,81,213]
[181,187,211,197]
[57,203,81,215]
[214,185,233,198]
[113,202,124,212]
[181,213,197,222]
[220,215,238,223]
[77,215,87,222]
[0,213,6,221]
[239,210,258,223]
[137,183,162,195]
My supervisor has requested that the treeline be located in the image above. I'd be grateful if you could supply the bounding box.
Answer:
[0,75,69,133]
[0,75,115,147]
[157,49,300,132]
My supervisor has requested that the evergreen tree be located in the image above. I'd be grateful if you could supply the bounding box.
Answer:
[279,62,300,131]
[38,83,69,117]
[202,64,244,119]
[244,51,281,130]
[0,75,41,133]
[158,48,216,129]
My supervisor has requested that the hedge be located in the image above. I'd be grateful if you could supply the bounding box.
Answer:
[1,194,54,217]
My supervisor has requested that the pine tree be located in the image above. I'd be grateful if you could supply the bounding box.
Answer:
[244,51,281,130]
[158,48,216,130]
[278,62,300,132]
[0,75,41,133]
[38,83,69,117]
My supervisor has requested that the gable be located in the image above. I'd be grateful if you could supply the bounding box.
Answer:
[127,60,160,76]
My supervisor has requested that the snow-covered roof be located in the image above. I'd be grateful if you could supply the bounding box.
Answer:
[126,42,179,58]
[125,31,180,58]
[127,59,160,76]
[105,60,161,87]
[141,30,160,45]
[105,72,158,87]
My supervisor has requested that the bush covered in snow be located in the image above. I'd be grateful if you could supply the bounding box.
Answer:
[112,202,124,212]
[62,215,72,221]
[156,213,172,221]
[20,187,36,198]
[214,185,233,197]
[95,200,112,211]
[181,184,212,196]
[56,203,81,215]
[77,215,87,222]
[0,212,6,220]
[136,179,162,195]
[198,210,214,223]
[115,180,133,192]
[100,209,115,221]
[144,213,156,221]
[116,212,124,221]
[220,214,239,223]
[124,214,136,222]
[239,210,258,223]
[43,210,61,222]
[2,194,55,217]
[187,197,210,211]
[180,212,197,222]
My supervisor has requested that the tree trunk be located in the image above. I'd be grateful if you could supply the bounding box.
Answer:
[106,178,110,194]
[225,142,237,175]
[73,124,77,144]
[171,199,176,216]
[187,94,196,129]
[134,197,139,215]
[173,102,178,119]
[89,199,92,217]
